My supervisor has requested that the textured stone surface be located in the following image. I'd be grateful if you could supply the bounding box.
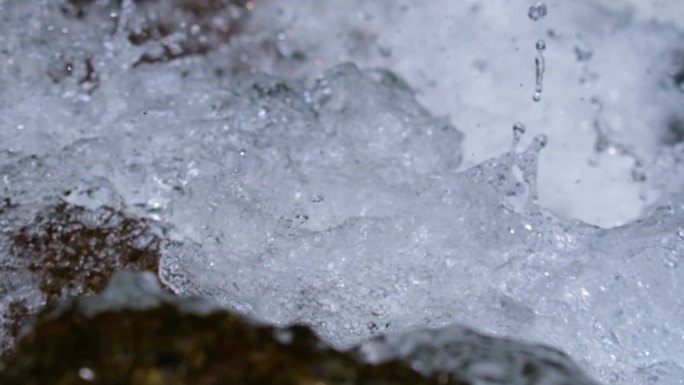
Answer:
[0,272,598,385]
[0,203,162,353]
[0,272,468,385]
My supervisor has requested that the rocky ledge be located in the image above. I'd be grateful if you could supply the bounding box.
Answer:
[0,271,598,385]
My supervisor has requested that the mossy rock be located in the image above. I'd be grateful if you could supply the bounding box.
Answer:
[11,202,162,302]
[0,300,468,385]
[1,202,162,353]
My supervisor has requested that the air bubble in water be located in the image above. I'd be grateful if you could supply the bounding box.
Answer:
[528,2,548,21]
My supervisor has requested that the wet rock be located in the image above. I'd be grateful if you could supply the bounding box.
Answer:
[0,202,162,353]
[10,202,162,302]
[59,0,251,65]
[361,328,600,385]
[0,272,600,385]
[0,273,468,385]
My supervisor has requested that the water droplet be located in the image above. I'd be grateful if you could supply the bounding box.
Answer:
[664,258,678,269]
[533,40,546,102]
[79,368,95,381]
[467,167,485,182]
[677,228,684,239]
[273,329,294,344]
[511,122,526,153]
[528,2,548,21]
[513,122,527,137]
[574,46,593,62]
[239,149,247,156]
[303,90,313,103]
[533,134,548,149]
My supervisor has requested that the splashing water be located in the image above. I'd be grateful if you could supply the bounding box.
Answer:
[500,123,547,210]
[1,1,684,384]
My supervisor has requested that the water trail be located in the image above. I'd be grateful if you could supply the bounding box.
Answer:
[533,39,546,102]
[518,134,548,207]
[509,124,548,210]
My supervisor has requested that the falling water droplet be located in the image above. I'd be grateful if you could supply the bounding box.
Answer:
[533,134,548,149]
[511,122,526,153]
[533,39,546,102]
[528,2,548,21]
[513,122,526,137]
